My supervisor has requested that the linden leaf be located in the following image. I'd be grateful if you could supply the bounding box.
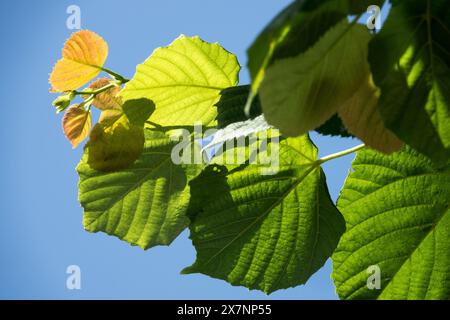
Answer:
[121,98,155,126]
[84,78,122,111]
[120,35,239,127]
[332,146,450,299]
[62,104,92,148]
[183,135,345,293]
[259,21,371,136]
[246,0,384,102]
[98,109,123,124]
[77,129,202,249]
[50,30,108,92]
[368,1,450,165]
[338,74,403,154]
[86,120,145,172]
[86,98,155,171]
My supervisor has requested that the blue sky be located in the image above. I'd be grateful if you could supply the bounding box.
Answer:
[0,1,386,299]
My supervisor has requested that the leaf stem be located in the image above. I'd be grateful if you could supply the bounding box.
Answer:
[244,90,257,117]
[317,144,365,164]
[75,81,120,109]
[99,67,130,83]
[73,81,118,96]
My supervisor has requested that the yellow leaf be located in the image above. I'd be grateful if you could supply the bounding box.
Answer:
[338,74,403,154]
[85,98,154,171]
[62,105,92,148]
[84,78,122,110]
[86,117,144,172]
[99,109,123,124]
[50,30,108,92]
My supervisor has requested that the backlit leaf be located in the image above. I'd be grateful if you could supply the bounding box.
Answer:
[332,146,450,299]
[120,35,239,127]
[86,98,154,171]
[50,30,108,92]
[260,21,371,136]
[77,129,202,249]
[62,104,92,148]
[247,0,383,97]
[183,134,345,293]
[86,120,144,172]
[84,78,122,111]
[368,1,450,165]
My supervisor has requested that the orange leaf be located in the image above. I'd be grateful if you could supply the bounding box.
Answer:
[50,30,108,92]
[84,78,122,110]
[62,105,92,148]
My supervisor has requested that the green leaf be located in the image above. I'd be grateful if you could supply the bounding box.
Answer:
[247,0,383,95]
[260,20,371,136]
[122,98,155,126]
[53,91,75,113]
[120,35,240,127]
[247,1,342,103]
[86,98,154,171]
[183,135,345,294]
[77,129,202,249]
[215,85,262,129]
[368,1,450,165]
[332,146,450,299]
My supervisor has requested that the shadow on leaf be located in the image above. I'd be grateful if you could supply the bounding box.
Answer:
[86,98,155,171]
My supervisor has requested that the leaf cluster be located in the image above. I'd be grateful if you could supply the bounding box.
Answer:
[49,0,450,299]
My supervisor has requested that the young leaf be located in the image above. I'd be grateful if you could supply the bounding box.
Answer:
[183,135,345,294]
[332,146,450,299]
[62,104,92,148]
[338,73,403,154]
[78,129,202,249]
[84,78,122,111]
[86,119,145,172]
[52,91,75,113]
[368,1,450,165]
[86,98,154,171]
[259,21,371,136]
[120,35,239,127]
[50,30,108,92]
